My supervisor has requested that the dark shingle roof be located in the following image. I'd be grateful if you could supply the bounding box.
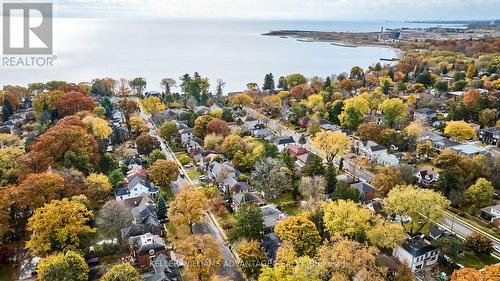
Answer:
[402,237,438,257]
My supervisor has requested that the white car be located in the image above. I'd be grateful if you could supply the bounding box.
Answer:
[494,245,500,253]
[184,163,193,168]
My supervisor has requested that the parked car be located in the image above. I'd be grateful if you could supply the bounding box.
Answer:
[184,163,194,168]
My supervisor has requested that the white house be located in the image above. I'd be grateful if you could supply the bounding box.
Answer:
[274,136,295,152]
[115,174,159,201]
[179,128,194,143]
[357,141,399,166]
[393,237,439,272]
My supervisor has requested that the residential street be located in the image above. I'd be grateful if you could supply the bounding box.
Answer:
[140,106,244,281]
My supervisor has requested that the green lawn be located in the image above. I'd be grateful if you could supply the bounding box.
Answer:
[452,251,499,269]
[160,187,175,202]
[269,191,303,216]
[185,168,202,179]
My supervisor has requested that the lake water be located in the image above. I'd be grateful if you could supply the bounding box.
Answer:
[0,19,461,92]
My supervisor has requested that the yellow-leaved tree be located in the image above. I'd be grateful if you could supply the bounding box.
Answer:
[141,96,166,114]
[274,215,321,257]
[85,172,112,197]
[176,234,223,280]
[26,198,95,255]
[312,131,351,162]
[167,185,208,234]
[322,199,372,239]
[444,121,476,141]
[37,250,89,281]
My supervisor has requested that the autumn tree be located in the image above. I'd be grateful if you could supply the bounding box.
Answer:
[371,166,405,195]
[56,92,96,116]
[101,263,142,281]
[129,77,147,96]
[312,131,350,162]
[168,186,208,233]
[339,96,369,130]
[275,215,321,257]
[159,121,178,141]
[285,73,307,87]
[89,117,112,139]
[232,205,265,240]
[317,236,386,281]
[463,89,481,112]
[85,172,112,197]
[379,98,408,128]
[15,172,66,211]
[193,115,213,137]
[129,115,149,135]
[97,200,132,243]
[464,178,494,214]
[0,147,23,187]
[251,157,291,199]
[136,133,159,155]
[300,176,327,211]
[141,96,166,114]
[176,234,223,280]
[451,268,483,281]
[259,256,324,281]
[479,108,497,127]
[322,200,372,239]
[37,250,89,281]
[444,121,476,141]
[206,118,229,136]
[147,160,179,188]
[483,265,500,280]
[230,93,254,106]
[238,240,268,279]
[464,232,492,255]
[367,220,406,249]
[32,90,65,118]
[26,198,95,255]
[416,140,434,159]
[385,185,450,235]
[356,122,384,142]
[118,99,139,121]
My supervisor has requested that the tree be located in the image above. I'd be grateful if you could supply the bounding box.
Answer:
[118,99,139,121]
[101,263,142,281]
[444,121,476,141]
[312,131,350,162]
[302,94,324,112]
[302,154,325,176]
[285,73,307,87]
[356,122,384,142]
[317,236,386,281]
[277,76,289,90]
[129,77,147,96]
[176,234,223,280]
[367,221,406,249]
[108,169,124,187]
[479,109,497,127]
[238,240,268,279]
[156,195,167,220]
[230,93,254,106]
[464,232,492,255]
[324,163,337,194]
[136,133,159,155]
[86,172,112,197]
[141,96,166,114]
[262,95,282,109]
[160,78,176,95]
[416,140,434,159]
[483,265,500,280]
[1,98,13,121]
[26,198,95,255]
[385,185,450,235]
[193,115,213,138]
[263,73,275,90]
[339,96,369,130]
[37,250,89,281]
[451,268,483,281]
[466,62,477,79]
[168,186,208,233]
[232,205,265,240]
[159,121,178,141]
[0,147,23,187]
[464,178,494,214]
[434,80,449,93]
[89,117,112,139]
[56,92,96,117]
[371,167,405,195]
[147,149,166,164]
[15,172,66,211]
[147,160,179,188]
[206,118,229,136]
[300,176,327,211]
[97,200,133,243]
[275,215,321,257]
[463,89,481,112]
[322,199,372,239]
[379,98,408,128]
[251,157,291,199]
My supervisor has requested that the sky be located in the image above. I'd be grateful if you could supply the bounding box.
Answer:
[9,0,500,20]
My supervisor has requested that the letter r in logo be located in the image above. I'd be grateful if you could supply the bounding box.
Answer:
[3,3,53,54]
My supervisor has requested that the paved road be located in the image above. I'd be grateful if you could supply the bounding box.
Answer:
[139,105,244,281]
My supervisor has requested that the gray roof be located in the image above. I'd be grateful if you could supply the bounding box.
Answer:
[481,127,500,134]
[415,108,436,115]
[351,182,378,193]
[274,136,294,145]
[260,204,286,229]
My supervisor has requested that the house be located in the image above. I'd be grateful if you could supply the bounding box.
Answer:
[115,174,159,201]
[351,182,378,202]
[179,128,194,143]
[479,127,500,146]
[147,254,182,281]
[377,153,400,166]
[336,174,355,184]
[450,144,487,157]
[274,136,295,152]
[184,138,203,155]
[480,204,500,228]
[414,108,437,124]
[127,167,148,180]
[145,91,162,98]
[261,204,287,234]
[210,104,224,112]
[319,119,340,131]
[244,119,265,132]
[428,225,449,240]
[262,233,281,263]
[285,143,308,159]
[207,161,240,182]
[296,152,318,167]
[194,106,209,115]
[393,237,439,272]
[416,168,439,187]
[377,254,402,277]
[112,109,124,123]
[232,192,265,211]
[128,233,167,267]
[252,128,274,140]
[431,138,460,150]
[123,157,145,170]
[366,199,384,215]
[152,109,179,124]
[357,141,399,166]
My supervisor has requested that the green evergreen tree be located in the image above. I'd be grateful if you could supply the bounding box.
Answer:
[231,205,265,240]
[302,155,324,177]
[277,76,288,90]
[324,163,337,194]
[156,195,167,220]
[2,99,13,121]
[263,73,275,91]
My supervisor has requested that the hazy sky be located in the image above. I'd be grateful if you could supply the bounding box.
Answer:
[41,0,500,20]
